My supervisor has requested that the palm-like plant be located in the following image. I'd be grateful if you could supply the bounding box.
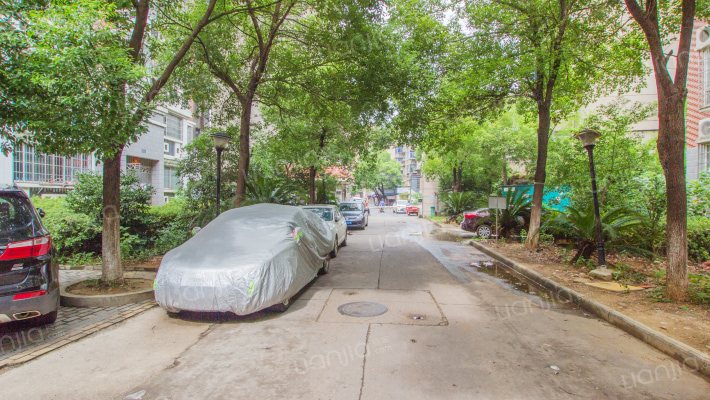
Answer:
[543,205,642,263]
[241,173,297,206]
[498,189,532,237]
[441,191,476,221]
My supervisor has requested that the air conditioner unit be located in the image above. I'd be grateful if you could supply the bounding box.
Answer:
[699,118,710,143]
[695,26,710,51]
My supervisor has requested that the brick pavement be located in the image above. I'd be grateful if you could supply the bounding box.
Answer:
[0,270,157,367]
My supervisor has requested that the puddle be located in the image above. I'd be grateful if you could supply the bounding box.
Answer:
[468,261,579,312]
[430,230,461,242]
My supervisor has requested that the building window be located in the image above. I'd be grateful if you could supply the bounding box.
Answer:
[166,114,183,140]
[164,140,176,156]
[126,156,153,186]
[164,166,180,189]
[702,49,710,109]
[13,144,91,184]
[150,112,166,125]
[700,143,710,173]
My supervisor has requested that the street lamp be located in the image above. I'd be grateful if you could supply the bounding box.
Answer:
[210,131,231,218]
[574,129,609,277]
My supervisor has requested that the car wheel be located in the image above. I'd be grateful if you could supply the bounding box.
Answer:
[166,311,181,319]
[272,298,291,313]
[477,224,492,239]
[318,256,331,275]
[33,310,57,326]
[330,237,338,258]
[341,233,347,247]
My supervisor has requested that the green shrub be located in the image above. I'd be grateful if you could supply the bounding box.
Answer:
[688,216,710,263]
[31,197,102,257]
[440,191,476,220]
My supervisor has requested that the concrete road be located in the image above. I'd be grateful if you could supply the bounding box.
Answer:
[0,212,708,399]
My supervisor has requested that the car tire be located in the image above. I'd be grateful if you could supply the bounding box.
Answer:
[341,234,348,247]
[330,237,338,258]
[166,311,181,319]
[318,256,330,275]
[33,310,57,326]
[272,298,291,313]
[477,224,492,239]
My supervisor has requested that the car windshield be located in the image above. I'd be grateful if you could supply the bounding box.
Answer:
[0,194,36,246]
[339,203,362,212]
[304,208,333,221]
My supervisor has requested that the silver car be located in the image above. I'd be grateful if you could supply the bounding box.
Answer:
[300,205,347,258]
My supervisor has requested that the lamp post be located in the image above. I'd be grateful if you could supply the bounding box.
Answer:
[574,129,609,278]
[210,132,231,218]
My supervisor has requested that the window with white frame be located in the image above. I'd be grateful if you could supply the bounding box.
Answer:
[700,143,710,173]
[166,114,183,140]
[164,165,180,189]
[13,144,91,184]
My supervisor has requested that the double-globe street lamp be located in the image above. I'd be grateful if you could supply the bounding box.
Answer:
[210,132,231,218]
[574,129,608,276]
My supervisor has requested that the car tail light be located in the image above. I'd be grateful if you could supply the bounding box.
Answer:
[464,213,476,219]
[13,290,47,300]
[0,236,51,260]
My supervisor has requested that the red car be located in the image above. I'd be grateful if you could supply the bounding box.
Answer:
[461,208,494,238]
[406,204,419,216]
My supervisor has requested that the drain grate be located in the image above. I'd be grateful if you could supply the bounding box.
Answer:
[338,302,388,317]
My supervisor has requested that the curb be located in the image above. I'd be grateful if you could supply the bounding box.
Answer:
[60,289,155,307]
[468,241,710,379]
[0,301,157,371]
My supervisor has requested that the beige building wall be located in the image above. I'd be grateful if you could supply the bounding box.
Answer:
[421,173,444,217]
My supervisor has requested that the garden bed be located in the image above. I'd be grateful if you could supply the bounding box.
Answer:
[482,241,710,355]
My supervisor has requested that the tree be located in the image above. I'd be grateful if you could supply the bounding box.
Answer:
[353,151,402,203]
[2,0,240,284]
[623,0,710,299]
[457,0,647,251]
[420,111,536,195]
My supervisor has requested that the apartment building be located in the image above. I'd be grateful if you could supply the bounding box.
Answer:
[688,23,710,180]
[0,105,196,205]
[390,145,422,193]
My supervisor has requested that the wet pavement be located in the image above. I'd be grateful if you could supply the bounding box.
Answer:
[0,213,708,399]
[0,270,154,361]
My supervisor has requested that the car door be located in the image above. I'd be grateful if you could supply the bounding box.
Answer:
[335,209,347,244]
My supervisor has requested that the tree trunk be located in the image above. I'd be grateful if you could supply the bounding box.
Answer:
[309,165,317,204]
[658,96,688,300]
[623,0,694,301]
[525,104,551,250]
[234,98,253,207]
[101,149,124,284]
[452,167,460,193]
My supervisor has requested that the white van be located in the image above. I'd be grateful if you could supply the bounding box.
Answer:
[395,200,408,213]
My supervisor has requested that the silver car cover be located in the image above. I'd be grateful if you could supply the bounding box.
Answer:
[154,204,334,315]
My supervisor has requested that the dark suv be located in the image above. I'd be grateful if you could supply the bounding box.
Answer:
[0,186,58,325]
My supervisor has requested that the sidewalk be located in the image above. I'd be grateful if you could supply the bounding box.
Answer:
[0,270,157,368]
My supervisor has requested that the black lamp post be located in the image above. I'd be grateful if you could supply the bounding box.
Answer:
[210,132,231,218]
[574,129,606,268]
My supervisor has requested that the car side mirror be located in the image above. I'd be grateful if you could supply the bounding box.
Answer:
[37,208,45,218]
[335,216,341,222]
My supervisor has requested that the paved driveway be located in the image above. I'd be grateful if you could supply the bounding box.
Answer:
[0,212,708,399]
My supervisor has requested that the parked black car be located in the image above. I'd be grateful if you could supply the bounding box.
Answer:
[338,202,369,230]
[0,186,59,325]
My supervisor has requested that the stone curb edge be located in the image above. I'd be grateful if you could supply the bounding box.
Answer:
[0,301,157,371]
[468,241,710,379]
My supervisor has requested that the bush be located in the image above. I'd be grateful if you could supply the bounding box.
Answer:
[66,172,155,235]
[31,197,102,258]
[688,216,710,263]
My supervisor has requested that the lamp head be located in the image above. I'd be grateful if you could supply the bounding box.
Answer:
[210,131,231,150]
[574,129,601,148]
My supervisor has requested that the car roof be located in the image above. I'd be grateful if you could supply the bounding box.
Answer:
[0,185,29,198]
[300,204,336,209]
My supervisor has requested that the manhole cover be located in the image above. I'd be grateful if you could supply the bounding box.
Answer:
[338,302,388,317]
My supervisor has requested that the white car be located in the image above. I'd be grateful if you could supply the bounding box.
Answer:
[300,205,347,258]
[395,200,409,213]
